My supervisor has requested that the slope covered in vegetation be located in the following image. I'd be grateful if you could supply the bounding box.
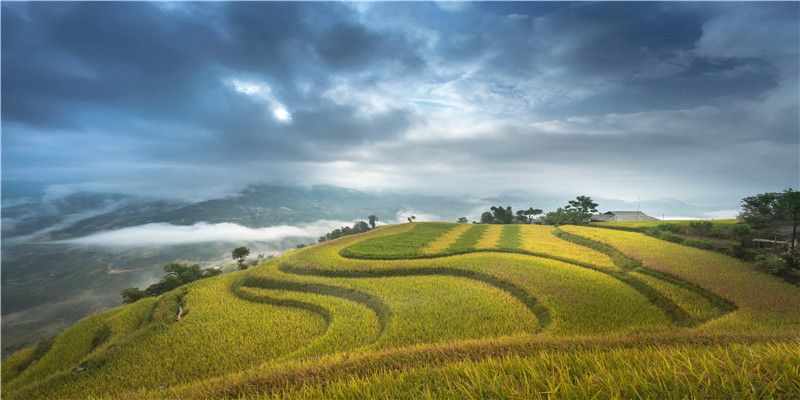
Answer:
[3,222,800,399]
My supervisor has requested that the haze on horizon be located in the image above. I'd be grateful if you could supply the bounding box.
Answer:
[2,2,798,218]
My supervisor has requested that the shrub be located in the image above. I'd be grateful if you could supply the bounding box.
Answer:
[683,238,713,250]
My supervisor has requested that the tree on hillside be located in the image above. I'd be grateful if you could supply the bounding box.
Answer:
[516,207,543,224]
[480,212,494,224]
[490,206,514,224]
[232,246,251,270]
[121,263,221,304]
[739,191,781,229]
[740,188,800,250]
[121,288,148,304]
[543,207,583,226]
[527,208,543,222]
[778,189,800,251]
[368,215,379,229]
[566,195,598,222]
[353,220,371,233]
[457,217,469,223]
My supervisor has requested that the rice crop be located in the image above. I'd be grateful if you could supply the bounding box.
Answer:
[445,224,488,254]
[5,274,329,399]
[340,223,455,259]
[561,225,800,333]
[474,224,503,250]
[629,272,723,321]
[6,221,799,400]
[269,339,800,400]
[497,225,522,250]
[519,225,618,272]
[421,223,472,255]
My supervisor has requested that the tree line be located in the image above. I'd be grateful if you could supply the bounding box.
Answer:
[121,263,221,304]
[317,215,380,243]
[466,195,598,226]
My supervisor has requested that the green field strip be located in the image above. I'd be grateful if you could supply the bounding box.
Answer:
[498,225,522,250]
[445,224,487,254]
[421,224,472,255]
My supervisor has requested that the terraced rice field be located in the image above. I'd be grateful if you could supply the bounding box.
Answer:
[4,222,800,399]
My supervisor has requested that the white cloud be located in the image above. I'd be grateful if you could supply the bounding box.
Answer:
[57,220,356,247]
[228,77,292,122]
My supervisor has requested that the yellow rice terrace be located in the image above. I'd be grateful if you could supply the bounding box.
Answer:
[3,222,800,399]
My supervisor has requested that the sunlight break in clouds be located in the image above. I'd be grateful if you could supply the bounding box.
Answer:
[58,220,354,247]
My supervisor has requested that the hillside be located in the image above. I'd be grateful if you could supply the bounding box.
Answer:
[1,184,475,355]
[3,222,800,399]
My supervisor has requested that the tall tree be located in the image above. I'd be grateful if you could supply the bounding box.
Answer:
[567,195,599,222]
[777,188,800,250]
[739,191,781,229]
[368,215,378,229]
[457,217,469,223]
[232,246,250,270]
[739,188,800,250]
[522,207,543,224]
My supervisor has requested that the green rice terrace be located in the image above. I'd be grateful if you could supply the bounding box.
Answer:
[3,222,800,399]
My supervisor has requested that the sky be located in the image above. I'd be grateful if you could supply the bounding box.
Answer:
[2,1,798,217]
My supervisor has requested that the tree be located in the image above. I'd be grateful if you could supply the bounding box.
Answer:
[567,195,599,222]
[777,188,800,251]
[457,217,469,223]
[739,188,800,250]
[543,207,583,226]
[490,206,513,224]
[480,211,494,224]
[368,215,379,229]
[739,191,781,229]
[232,246,250,270]
[121,287,148,304]
[523,207,543,224]
[121,262,222,303]
[353,221,371,233]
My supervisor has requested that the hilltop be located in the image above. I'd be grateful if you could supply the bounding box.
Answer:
[3,222,800,398]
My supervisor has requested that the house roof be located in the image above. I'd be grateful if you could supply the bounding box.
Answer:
[591,211,661,222]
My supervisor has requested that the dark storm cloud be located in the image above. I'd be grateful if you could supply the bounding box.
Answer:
[2,2,797,209]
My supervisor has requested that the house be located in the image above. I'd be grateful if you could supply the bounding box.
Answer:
[591,211,661,222]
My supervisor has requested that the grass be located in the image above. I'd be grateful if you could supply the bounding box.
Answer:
[4,222,800,399]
